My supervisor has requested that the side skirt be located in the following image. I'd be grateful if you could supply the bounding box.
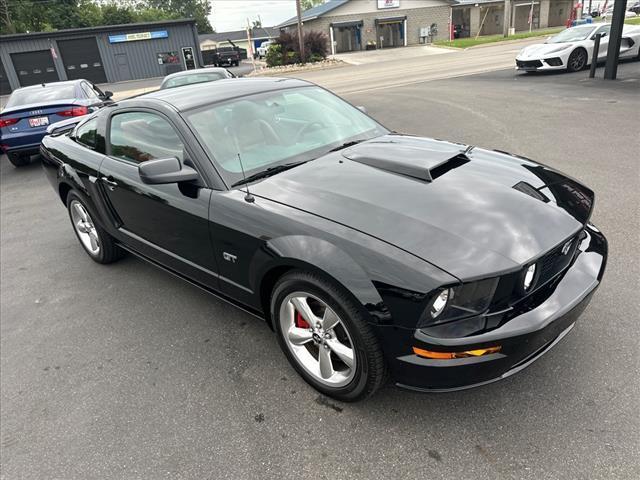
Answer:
[116,242,266,322]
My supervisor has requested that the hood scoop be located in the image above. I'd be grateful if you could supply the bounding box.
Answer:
[342,138,470,182]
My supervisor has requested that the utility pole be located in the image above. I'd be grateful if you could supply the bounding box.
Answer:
[604,0,627,79]
[296,0,305,61]
[502,0,511,37]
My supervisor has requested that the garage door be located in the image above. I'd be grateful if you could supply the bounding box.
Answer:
[0,60,11,95]
[58,38,107,84]
[10,50,60,87]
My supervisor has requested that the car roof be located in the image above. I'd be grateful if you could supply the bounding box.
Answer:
[139,77,312,111]
[163,67,231,80]
[13,80,84,92]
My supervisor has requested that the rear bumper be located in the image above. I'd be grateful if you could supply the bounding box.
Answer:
[1,130,46,155]
[382,224,607,392]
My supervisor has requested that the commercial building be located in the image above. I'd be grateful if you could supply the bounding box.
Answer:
[452,0,573,38]
[278,0,455,54]
[199,27,280,53]
[0,19,201,94]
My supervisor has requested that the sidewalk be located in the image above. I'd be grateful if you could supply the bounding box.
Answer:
[332,44,449,65]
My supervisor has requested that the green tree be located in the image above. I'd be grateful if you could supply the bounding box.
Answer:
[301,0,325,11]
[147,0,214,33]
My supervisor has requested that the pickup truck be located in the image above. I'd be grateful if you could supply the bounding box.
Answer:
[212,47,241,67]
[257,40,274,59]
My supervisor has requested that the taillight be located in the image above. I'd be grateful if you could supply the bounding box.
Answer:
[0,118,19,128]
[58,106,89,117]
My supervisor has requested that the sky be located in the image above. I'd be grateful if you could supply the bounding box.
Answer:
[210,0,298,32]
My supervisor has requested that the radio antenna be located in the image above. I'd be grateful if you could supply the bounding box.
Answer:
[237,153,255,203]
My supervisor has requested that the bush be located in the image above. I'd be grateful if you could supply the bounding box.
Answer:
[265,43,283,67]
[266,30,329,66]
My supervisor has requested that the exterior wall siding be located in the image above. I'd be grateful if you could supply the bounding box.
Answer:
[296,5,452,50]
[0,21,200,91]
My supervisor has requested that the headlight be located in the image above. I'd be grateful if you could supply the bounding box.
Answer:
[430,289,450,318]
[420,278,498,328]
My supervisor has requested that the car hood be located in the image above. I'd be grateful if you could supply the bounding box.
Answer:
[250,135,593,280]
[517,43,575,58]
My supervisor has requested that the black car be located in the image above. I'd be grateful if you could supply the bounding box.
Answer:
[40,78,607,401]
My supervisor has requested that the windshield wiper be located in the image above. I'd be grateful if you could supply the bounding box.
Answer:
[231,161,308,188]
[328,139,365,152]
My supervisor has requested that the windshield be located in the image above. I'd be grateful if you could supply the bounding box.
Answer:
[163,72,228,89]
[5,84,77,108]
[547,26,596,43]
[185,86,387,186]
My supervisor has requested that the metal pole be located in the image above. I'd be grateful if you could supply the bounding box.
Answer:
[589,33,601,78]
[503,0,511,37]
[246,19,256,71]
[603,0,626,79]
[295,0,305,62]
[529,0,534,33]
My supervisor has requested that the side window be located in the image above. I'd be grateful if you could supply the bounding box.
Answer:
[75,117,99,149]
[109,112,184,163]
[597,25,611,37]
[81,82,99,100]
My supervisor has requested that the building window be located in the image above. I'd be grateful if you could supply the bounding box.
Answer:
[157,52,180,65]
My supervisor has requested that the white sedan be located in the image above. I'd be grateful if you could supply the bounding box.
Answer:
[516,23,640,72]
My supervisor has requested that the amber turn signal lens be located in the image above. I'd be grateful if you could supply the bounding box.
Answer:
[412,346,501,359]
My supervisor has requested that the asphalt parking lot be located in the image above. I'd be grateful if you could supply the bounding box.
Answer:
[1,63,639,479]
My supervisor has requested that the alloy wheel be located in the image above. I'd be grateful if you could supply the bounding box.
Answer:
[70,200,100,255]
[279,292,356,387]
[569,50,586,71]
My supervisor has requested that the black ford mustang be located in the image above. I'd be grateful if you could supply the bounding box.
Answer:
[41,78,607,401]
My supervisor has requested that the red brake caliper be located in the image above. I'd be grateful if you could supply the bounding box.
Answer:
[295,311,310,329]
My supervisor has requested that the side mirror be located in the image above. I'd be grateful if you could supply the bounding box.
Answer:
[102,90,113,100]
[138,157,200,184]
[356,105,367,114]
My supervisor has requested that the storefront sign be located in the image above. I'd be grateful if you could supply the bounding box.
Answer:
[378,0,400,9]
[108,30,169,43]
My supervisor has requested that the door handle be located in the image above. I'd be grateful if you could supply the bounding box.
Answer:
[101,176,118,191]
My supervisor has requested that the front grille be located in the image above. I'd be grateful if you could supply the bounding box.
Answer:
[545,57,563,67]
[486,231,583,326]
[516,59,543,69]
[537,235,580,286]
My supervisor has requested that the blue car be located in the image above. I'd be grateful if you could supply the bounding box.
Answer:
[0,80,113,167]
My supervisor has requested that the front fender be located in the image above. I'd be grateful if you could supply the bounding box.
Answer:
[255,235,387,322]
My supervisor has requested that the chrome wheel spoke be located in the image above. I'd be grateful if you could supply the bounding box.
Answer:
[280,292,356,387]
[288,326,313,346]
[326,338,354,368]
[73,202,88,222]
[291,297,317,326]
[88,230,99,251]
[318,344,334,379]
[321,308,340,331]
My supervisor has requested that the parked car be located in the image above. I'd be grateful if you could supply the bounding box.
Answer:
[257,40,274,58]
[629,1,640,14]
[213,46,241,67]
[515,23,640,72]
[602,4,638,19]
[160,67,235,90]
[40,78,607,401]
[1,80,112,167]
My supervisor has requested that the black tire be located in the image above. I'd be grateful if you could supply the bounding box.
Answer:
[271,270,388,402]
[7,152,31,167]
[66,192,124,264]
[567,48,588,72]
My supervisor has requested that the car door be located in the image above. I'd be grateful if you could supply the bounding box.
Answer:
[594,25,611,60]
[98,108,219,289]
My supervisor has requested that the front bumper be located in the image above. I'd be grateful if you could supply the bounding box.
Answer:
[515,57,566,71]
[384,224,607,392]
